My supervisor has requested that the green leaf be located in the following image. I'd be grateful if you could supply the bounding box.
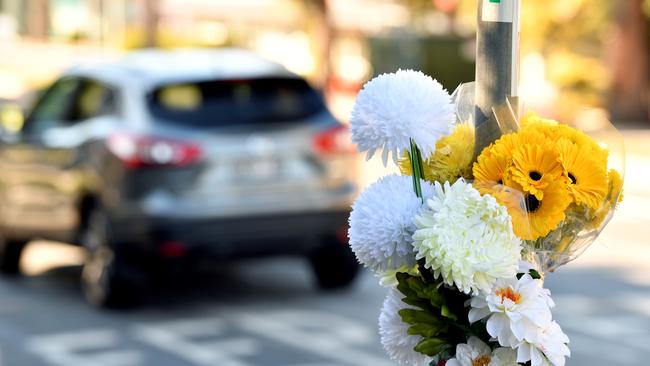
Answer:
[396,273,418,298]
[469,321,492,341]
[407,323,447,338]
[414,338,449,357]
[517,269,542,280]
[401,296,432,310]
[529,269,542,280]
[406,276,426,294]
[399,309,440,325]
[424,288,445,308]
[440,304,458,321]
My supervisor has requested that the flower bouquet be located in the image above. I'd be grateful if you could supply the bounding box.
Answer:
[347,70,624,366]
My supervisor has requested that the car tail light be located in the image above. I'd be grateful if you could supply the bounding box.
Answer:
[312,124,356,155]
[107,133,201,168]
[159,241,188,258]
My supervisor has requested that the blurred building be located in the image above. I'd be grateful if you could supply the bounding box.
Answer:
[0,0,480,119]
[1,0,648,123]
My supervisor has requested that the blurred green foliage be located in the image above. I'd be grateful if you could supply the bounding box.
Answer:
[519,0,613,119]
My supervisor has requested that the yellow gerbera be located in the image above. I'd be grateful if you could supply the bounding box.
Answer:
[488,132,521,158]
[509,180,572,241]
[521,112,609,166]
[508,142,564,200]
[588,169,624,229]
[520,112,558,129]
[476,182,533,240]
[556,139,608,210]
[473,132,525,184]
[473,150,509,185]
[607,169,624,204]
[399,122,475,183]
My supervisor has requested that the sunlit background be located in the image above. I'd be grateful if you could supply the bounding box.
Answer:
[0,1,649,366]
[2,0,650,123]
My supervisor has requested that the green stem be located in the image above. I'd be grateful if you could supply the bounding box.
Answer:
[409,138,425,202]
[410,140,434,284]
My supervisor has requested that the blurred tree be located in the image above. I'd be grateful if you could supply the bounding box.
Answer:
[518,0,614,120]
[302,0,332,87]
[143,0,159,47]
[25,0,49,39]
[467,0,649,122]
[609,0,649,121]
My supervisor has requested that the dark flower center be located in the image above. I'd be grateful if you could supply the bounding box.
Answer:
[568,172,577,184]
[529,171,542,181]
[525,194,541,213]
[497,179,503,185]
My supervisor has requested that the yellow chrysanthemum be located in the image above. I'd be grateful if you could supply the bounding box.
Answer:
[399,122,475,183]
[556,139,608,210]
[508,142,564,200]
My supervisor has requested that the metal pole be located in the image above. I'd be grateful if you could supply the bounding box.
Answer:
[474,0,520,157]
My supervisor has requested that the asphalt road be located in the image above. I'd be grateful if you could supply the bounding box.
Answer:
[0,255,648,366]
[0,130,649,366]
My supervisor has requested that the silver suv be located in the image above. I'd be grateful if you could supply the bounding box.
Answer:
[0,49,360,307]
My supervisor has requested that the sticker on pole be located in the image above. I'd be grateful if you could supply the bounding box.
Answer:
[482,0,515,23]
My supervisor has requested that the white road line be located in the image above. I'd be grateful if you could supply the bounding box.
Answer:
[26,329,142,366]
[568,333,642,365]
[235,309,393,366]
[133,318,258,366]
[619,293,650,318]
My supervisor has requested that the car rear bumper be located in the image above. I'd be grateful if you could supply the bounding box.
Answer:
[110,209,350,259]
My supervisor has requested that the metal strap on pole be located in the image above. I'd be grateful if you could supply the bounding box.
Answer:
[474,0,521,156]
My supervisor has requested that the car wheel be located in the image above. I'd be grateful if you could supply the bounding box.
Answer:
[310,242,360,290]
[80,209,135,308]
[0,236,26,275]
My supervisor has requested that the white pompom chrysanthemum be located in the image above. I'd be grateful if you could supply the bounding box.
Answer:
[350,69,456,165]
[412,179,522,294]
[349,174,434,273]
[379,288,433,366]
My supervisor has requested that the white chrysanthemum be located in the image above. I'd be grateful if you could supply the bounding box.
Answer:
[517,321,570,366]
[468,274,553,349]
[446,337,518,366]
[379,288,432,366]
[349,174,435,272]
[412,179,522,294]
[350,69,455,165]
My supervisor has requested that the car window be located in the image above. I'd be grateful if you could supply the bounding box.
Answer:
[24,78,81,135]
[70,80,117,121]
[147,77,327,129]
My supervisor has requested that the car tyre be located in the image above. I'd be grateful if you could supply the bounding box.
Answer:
[0,236,26,275]
[80,209,136,308]
[310,242,359,290]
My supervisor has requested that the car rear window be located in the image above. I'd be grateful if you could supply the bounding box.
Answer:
[147,77,326,128]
